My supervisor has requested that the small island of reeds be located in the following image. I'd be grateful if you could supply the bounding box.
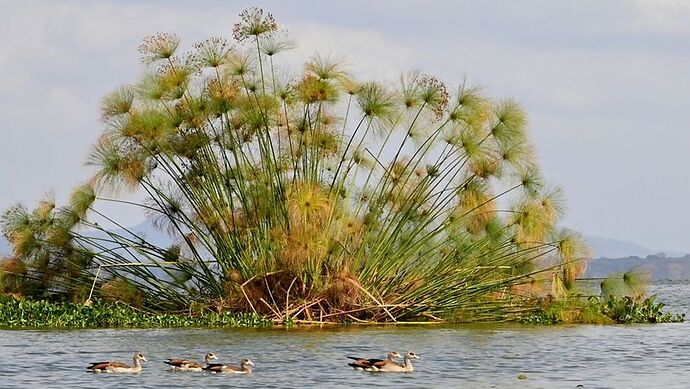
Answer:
[0,8,681,327]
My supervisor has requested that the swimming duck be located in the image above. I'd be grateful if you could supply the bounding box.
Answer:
[380,351,420,372]
[87,352,148,373]
[347,351,402,371]
[164,352,218,372]
[203,358,255,374]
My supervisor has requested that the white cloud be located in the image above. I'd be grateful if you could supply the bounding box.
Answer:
[633,0,690,35]
[290,22,414,80]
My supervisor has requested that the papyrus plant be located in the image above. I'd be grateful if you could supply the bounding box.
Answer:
[1,8,589,322]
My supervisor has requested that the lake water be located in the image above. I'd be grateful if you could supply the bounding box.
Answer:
[1,281,689,388]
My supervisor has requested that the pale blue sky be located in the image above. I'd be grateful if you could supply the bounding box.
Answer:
[1,0,689,252]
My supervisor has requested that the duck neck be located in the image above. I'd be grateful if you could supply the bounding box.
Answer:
[132,357,142,371]
[241,363,252,373]
[404,357,414,372]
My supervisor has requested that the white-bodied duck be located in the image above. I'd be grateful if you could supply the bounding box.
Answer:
[347,351,402,371]
[203,358,255,374]
[164,352,218,372]
[87,352,148,373]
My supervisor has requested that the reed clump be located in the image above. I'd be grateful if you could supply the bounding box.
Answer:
[1,8,593,323]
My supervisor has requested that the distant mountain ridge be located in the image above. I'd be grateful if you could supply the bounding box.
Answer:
[585,254,690,280]
[584,235,686,259]
[582,235,690,281]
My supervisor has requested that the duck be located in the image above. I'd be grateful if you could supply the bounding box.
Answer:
[379,351,420,373]
[164,352,218,372]
[87,352,148,373]
[203,358,255,374]
[347,351,402,371]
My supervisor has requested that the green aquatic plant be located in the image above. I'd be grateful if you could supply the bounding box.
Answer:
[0,296,270,329]
[1,7,591,323]
[601,295,684,324]
[523,295,684,324]
[524,268,682,324]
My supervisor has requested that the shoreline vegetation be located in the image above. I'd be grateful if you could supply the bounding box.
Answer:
[0,294,682,330]
[0,297,271,329]
[0,8,677,325]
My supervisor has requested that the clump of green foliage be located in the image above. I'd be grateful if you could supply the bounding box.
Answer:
[523,295,684,325]
[601,295,684,323]
[1,7,591,323]
[0,296,271,329]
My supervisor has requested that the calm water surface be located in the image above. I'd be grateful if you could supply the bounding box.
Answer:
[1,281,689,388]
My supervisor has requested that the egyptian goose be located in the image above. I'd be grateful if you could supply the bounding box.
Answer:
[347,351,402,371]
[164,352,218,372]
[381,351,420,372]
[87,352,148,373]
[203,358,255,374]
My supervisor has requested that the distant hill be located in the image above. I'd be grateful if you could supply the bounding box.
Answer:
[585,254,690,280]
[583,235,690,281]
[584,235,686,259]
[585,235,655,258]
